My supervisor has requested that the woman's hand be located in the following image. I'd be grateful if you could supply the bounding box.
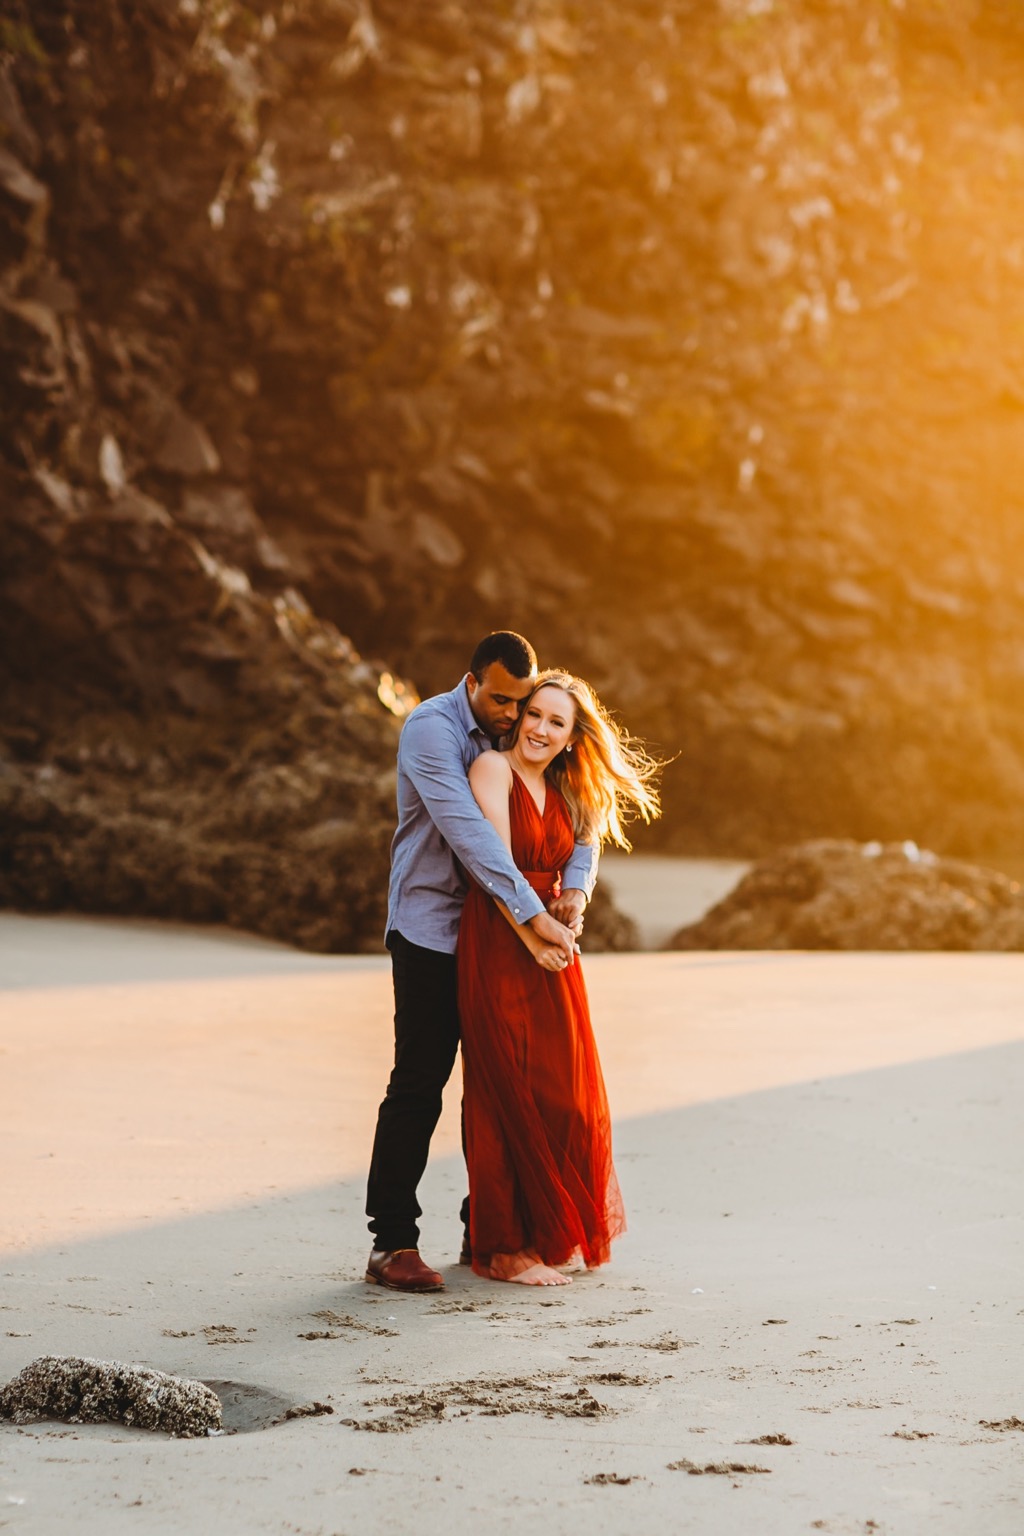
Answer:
[535,943,581,972]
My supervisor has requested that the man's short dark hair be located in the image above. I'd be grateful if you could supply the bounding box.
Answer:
[470,631,537,682]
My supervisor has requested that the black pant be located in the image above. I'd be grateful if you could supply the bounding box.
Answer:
[365,930,470,1253]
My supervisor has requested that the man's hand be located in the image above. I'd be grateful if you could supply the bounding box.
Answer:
[528,909,576,963]
[548,887,587,936]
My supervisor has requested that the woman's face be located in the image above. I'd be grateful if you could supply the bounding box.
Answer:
[516,685,577,769]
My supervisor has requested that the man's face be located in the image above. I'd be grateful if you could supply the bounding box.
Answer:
[466,661,536,740]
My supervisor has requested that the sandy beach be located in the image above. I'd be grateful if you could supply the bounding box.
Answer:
[2,911,1023,1535]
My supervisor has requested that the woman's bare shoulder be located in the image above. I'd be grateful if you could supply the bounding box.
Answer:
[468,750,513,788]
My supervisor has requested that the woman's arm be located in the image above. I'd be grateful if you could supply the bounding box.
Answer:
[467,755,562,966]
[467,751,514,853]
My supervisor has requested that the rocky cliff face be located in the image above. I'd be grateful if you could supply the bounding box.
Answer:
[0,0,412,947]
[4,0,1024,945]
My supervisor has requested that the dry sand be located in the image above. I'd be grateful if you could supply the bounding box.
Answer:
[1,911,1023,1535]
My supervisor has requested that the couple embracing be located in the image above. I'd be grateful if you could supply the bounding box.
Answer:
[365,631,660,1291]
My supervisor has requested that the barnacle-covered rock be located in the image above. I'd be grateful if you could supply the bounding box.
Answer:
[0,1356,222,1438]
[668,841,1024,952]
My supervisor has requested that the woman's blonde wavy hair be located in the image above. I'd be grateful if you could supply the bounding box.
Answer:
[508,670,662,849]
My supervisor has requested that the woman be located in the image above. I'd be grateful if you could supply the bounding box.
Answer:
[457,670,661,1287]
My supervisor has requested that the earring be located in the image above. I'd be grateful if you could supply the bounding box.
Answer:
[566,744,573,754]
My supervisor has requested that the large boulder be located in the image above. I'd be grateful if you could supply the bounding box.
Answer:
[667,840,1024,952]
[0,472,408,950]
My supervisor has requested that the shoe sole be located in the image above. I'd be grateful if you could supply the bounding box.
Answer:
[364,1269,445,1293]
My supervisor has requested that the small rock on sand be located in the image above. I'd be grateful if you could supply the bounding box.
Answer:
[0,1356,222,1438]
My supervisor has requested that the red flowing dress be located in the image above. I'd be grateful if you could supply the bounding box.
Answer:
[457,770,625,1277]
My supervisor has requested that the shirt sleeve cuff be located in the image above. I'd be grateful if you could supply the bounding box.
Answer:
[562,846,599,898]
[506,888,545,924]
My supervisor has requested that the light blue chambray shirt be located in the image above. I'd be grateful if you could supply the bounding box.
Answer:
[386,677,599,954]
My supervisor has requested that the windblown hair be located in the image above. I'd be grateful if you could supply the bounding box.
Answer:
[509,670,662,849]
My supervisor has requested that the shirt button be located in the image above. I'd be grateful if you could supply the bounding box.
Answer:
[487,882,493,888]
[514,907,520,914]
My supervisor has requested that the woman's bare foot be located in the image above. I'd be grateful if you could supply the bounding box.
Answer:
[487,1259,572,1286]
[509,1262,572,1286]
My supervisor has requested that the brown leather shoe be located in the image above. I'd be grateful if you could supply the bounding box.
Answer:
[365,1248,445,1293]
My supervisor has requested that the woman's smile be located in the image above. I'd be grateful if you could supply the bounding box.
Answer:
[510,685,577,767]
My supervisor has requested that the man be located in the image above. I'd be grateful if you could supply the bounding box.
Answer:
[365,631,598,1292]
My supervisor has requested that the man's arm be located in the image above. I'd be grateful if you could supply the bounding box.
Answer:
[563,840,599,900]
[401,714,571,954]
[551,840,600,928]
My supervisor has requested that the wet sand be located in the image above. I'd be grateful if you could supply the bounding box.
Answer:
[1,912,1023,1534]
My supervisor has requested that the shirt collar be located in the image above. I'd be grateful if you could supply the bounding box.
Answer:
[455,676,486,738]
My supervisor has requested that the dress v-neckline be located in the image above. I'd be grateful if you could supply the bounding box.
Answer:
[510,766,547,819]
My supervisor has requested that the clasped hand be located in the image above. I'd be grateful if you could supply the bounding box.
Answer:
[537,941,582,972]
[548,888,586,935]
[531,888,587,970]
